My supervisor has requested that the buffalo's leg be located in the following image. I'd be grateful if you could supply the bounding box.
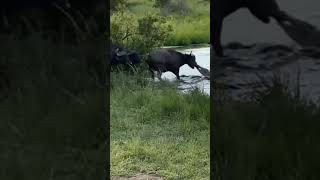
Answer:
[173,69,180,80]
[213,16,224,57]
[156,71,162,80]
[149,68,155,79]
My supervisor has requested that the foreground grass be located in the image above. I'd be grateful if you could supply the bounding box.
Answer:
[0,34,106,179]
[213,78,320,179]
[111,71,210,179]
[126,0,210,46]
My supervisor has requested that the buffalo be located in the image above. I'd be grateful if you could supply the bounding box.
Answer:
[146,49,199,80]
[111,43,140,66]
[212,0,289,57]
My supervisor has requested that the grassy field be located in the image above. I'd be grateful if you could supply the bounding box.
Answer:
[110,70,210,179]
[125,0,210,46]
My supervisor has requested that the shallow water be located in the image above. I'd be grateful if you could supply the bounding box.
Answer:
[217,1,320,103]
[160,45,210,95]
[214,43,320,104]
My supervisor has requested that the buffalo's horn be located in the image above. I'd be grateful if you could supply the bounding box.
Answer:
[190,51,192,55]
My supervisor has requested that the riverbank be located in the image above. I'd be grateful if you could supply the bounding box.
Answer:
[110,71,210,179]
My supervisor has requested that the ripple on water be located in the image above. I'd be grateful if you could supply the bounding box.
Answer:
[214,42,320,104]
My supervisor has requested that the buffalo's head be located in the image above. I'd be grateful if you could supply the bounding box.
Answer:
[185,51,198,69]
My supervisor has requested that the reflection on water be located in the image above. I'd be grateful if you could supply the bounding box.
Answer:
[160,46,210,95]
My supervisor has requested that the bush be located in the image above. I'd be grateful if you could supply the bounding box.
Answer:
[110,0,127,12]
[134,14,173,54]
[111,9,172,54]
[110,10,137,46]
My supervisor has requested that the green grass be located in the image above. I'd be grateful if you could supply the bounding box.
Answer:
[167,17,210,45]
[125,0,210,46]
[0,33,106,179]
[127,0,157,14]
[111,71,210,179]
[213,76,320,180]
[0,33,106,146]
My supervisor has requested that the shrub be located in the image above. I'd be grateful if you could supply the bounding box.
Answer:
[111,9,172,54]
[110,0,128,12]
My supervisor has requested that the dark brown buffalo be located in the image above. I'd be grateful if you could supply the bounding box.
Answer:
[212,0,288,57]
[111,42,141,66]
[146,49,199,80]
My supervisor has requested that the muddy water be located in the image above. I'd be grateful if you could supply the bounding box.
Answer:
[216,1,320,103]
[214,43,320,104]
[160,45,210,95]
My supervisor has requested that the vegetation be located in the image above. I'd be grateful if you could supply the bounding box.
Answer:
[0,33,106,179]
[110,1,210,179]
[0,3,107,179]
[111,9,173,54]
[111,70,210,179]
[213,75,320,180]
[111,0,210,47]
